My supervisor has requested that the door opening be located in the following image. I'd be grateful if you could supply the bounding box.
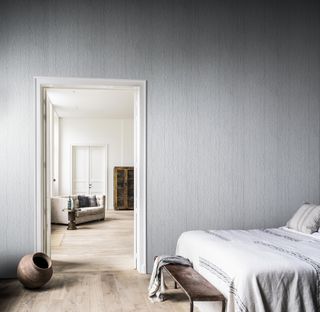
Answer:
[35,77,147,273]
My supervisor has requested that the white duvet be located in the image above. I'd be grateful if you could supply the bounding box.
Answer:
[176,227,320,312]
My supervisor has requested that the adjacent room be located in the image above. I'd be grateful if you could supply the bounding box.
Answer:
[47,87,135,273]
[1,0,320,312]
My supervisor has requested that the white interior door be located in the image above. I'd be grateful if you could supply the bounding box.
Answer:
[89,146,106,195]
[52,112,59,196]
[72,146,90,194]
[72,145,106,195]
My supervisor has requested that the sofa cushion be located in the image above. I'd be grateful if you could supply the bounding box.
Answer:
[74,198,80,208]
[76,207,104,217]
[78,195,90,208]
[88,195,98,207]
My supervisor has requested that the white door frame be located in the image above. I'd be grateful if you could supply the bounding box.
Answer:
[34,77,147,273]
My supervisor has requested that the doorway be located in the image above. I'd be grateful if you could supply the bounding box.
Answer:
[35,77,147,273]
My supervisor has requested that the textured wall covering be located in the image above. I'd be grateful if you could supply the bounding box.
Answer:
[0,0,320,277]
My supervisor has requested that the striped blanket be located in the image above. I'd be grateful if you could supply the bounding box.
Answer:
[176,227,320,312]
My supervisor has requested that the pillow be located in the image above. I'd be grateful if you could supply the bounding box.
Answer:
[286,203,320,234]
[88,195,98,207]
[78,195,90,208]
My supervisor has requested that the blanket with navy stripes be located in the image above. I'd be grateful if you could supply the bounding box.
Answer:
[176,227,320,312]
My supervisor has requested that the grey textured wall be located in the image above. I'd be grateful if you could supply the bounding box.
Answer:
[0,0,320,277]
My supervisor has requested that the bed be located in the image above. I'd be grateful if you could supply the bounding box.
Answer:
[176,227,320,312]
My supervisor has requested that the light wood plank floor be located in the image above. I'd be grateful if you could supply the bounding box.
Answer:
[51,210,135,272]
[0,210,195,311]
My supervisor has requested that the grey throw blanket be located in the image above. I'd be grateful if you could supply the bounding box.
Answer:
[148,255,192,302]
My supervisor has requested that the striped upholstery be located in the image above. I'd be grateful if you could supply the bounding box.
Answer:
[286,203,320,234]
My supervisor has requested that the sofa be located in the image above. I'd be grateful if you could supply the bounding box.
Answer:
[51,194,106,225]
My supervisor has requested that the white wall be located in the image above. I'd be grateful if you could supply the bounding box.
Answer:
[59,118,134,209]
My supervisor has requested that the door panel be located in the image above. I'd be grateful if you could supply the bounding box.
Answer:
[52,112,59,196]
[127,169,134,208]
[114,167,134,210]
[72,146,89,194]
[90,146,106,195]
[116,169,125,208]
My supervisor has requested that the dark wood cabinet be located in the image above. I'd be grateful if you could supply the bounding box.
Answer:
[113,166,134,210]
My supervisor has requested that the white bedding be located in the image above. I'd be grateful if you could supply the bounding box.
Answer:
[176,227,320,312]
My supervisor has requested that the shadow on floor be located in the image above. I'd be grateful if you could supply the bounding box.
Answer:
[164,291,189,302]
[0,273,80,311]
[52,259,92,271]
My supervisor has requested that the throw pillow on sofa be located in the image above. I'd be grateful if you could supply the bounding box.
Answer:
[78,195,90,208]
[88,195,98,207]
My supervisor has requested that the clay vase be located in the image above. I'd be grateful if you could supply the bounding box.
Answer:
[17,252,53,289]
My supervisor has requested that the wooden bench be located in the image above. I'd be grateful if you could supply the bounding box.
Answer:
[163,264,226,312]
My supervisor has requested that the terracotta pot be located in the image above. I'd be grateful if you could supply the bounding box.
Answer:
[17,252,53,289]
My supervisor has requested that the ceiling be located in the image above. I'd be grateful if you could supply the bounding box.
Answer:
[47,88,134,118]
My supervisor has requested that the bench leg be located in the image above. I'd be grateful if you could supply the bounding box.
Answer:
[189,300,194,312]
[221,300,226,312]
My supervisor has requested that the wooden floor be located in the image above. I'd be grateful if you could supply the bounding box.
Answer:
[0,210,195,312]
[51,210,135,272]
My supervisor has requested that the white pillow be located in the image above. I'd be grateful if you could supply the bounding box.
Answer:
[286,203,320,234]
